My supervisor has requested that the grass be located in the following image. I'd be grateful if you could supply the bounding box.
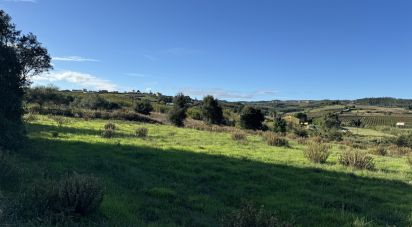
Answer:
[3,115,412,226]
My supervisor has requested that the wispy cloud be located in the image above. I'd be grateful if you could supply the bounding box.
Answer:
[33,71,117,91]
[124,73,147,78]
[181,88,278,100]
[52,56,100,62]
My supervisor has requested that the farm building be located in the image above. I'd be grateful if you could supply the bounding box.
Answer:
[396,122,406,128]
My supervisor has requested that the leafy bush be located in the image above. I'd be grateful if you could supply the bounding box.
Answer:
[57,173,104,215]
[339,149,375,170]
[264,132,289,147]
[221,202,287,227]
[104,122,116,130]
[135,127,148,138]
[201,95,223,124]
[322,129,343,141]
[239,106,264,130]
[133,100,153,115]
[187,107,203,120]
[72,95,120,110]
[394,134,412,148]
[231,131,247,141]
[273,117,287,134]
[304,142,331,164]
[168,93,188,127]
[293,127,308,138]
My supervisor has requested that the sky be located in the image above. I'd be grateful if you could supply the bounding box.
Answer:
[1,0,411,101]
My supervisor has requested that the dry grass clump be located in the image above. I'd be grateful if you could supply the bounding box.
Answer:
[135,127,148,138]
[304,142,331,164]
[264,132,289,147]
[231,131,247,141]
[339,149,375,170]
[371,145,387,156]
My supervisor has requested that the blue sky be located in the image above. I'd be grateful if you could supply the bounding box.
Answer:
[1,0,411,100]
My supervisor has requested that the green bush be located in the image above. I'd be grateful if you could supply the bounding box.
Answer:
[264,132,289,147]
[339,149,375,170]
[57,173,104,215]
[304,142,331,164]
[135,127,148,138]
[221,202,286,227]
[133,100,153,115]
[273,117,287,134]
[187,107,203,120]
[168,93,188,127]
[239,106,264,130]
[201,95,223,124]
[293,127,308,138]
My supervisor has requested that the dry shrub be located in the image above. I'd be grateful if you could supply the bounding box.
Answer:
[135,127,148,138]
[232,131,247,141]
[221,202,290,227]
[57,173,104,215]
[264,132,289,147]
[390,146,412,156]
[297,137,307,145]
[339,149,375,170]
[311,136,324,144]
[407,153,412,167]
[304,142,331,164]
[104,122,116,130]
[371,145,387,156]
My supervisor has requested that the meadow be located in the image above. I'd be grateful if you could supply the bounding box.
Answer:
[5,115,412,226]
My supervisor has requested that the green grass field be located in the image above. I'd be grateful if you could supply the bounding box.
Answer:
[8,115,412,226]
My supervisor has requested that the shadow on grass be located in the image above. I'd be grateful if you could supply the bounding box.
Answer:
[25,137,412,226]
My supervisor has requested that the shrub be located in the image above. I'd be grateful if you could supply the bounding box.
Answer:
[101,129,115,138]
[293,127,308,138]
[339,149,375,170]
[407,153,412,167]
[264,132,289,147]
[50,115,67,127]
[23,113,38,122]
[72,95,120,110]
[201,95,223,124]
[51,131,59,138]
[104,122,116,130]
[304,142,331,164]
[135,127,148,138]
[394,134,412,148]
[168,93,188,127]
[239,106,265,130]
[372,145,387,156]
[231,131,247,141]
[221,202,286,227]
[187,107,203,120]
[273,117,287,134]
[57,173,104,215]
[133,100,153,115]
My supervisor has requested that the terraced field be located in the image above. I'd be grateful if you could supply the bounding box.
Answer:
[340,114,412,128]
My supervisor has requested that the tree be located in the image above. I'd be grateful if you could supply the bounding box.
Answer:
[273,117,287,133]
[0,10,52,150]
[320,113,341,130]
[294,112,308,124]
[134,100,153,115]
[201,95,223,124]
[239,106,265,130]
[168,93,189,127]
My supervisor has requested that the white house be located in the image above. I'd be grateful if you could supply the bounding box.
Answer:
[396,122,406,127]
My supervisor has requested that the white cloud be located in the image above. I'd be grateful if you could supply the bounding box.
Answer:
[52,56,99,62]
[33,71,117,91]
[181,88,278,100]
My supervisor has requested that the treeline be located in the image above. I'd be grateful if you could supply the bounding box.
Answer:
[356,97,412,109]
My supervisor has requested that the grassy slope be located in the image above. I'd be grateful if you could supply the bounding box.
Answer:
[19,116,412,226]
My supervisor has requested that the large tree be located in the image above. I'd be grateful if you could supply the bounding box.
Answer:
[201,95,223,124]
[168,93,189,127]
[0,10,52,149]
[239,106,265,130]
